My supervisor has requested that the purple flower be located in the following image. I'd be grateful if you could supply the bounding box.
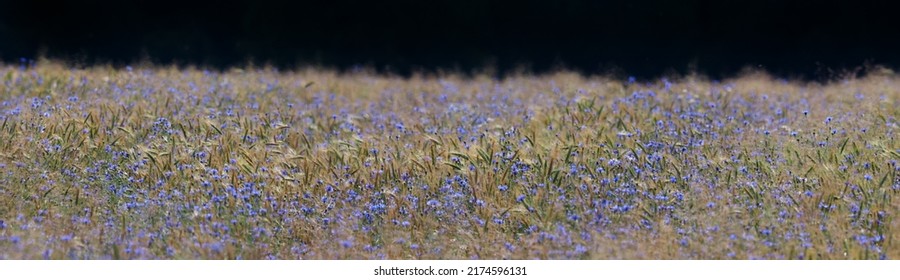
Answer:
[516,194,526,203]
[31,98,43,109]
[856,235,869,245]
[426,199,441,208]
[505,242,516,252]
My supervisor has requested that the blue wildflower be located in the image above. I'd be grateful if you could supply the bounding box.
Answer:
[426,199,441,208]
[516,194,526,203]
[607,159,620,166]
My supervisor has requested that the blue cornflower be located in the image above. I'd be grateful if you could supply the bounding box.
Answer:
[31,98,43,109]
[242,182,255,189]
[516,194,526,203]
[60,234,73,241]
[426,199,441,208]
[456,126,467,135]
[575,245,588,254]
[505,242,516,252]
[368,202,386,214]
[856,235,869,245]
[498,185,508,192]
[474,199,485,207]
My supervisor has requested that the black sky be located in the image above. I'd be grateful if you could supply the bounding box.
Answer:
[1,0,898,79]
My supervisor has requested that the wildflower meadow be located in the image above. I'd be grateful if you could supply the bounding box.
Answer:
[0,62,898,259]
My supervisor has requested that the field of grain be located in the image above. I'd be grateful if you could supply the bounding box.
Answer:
[0,63,898,259]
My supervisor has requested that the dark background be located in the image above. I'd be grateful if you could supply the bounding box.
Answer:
[0,0,898,79]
